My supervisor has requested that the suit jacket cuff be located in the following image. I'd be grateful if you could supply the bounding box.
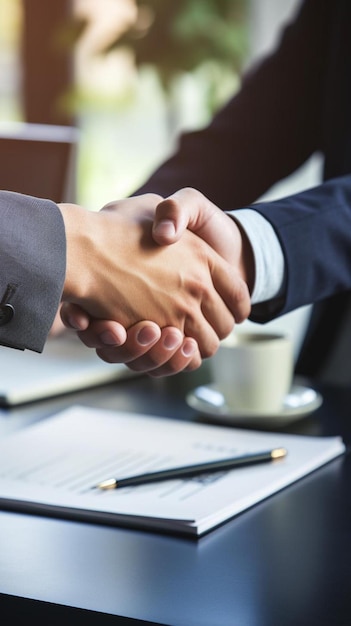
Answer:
[0,191,66,352]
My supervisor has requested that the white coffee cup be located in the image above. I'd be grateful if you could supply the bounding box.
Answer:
[210,331,294,414]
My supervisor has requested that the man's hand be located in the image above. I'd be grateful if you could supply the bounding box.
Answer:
[60,305,201,376]
[152,187,255,291]
[59,189,253,376]
[58,193,249,363]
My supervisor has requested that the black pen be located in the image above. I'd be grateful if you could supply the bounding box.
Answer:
[96,448,287,490]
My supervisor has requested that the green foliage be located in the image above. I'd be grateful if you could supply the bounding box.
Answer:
[106,0,248,91]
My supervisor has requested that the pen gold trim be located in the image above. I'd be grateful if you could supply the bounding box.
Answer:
[96,447,287,490]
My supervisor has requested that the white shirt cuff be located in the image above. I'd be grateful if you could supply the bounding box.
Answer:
[227,208,285,304]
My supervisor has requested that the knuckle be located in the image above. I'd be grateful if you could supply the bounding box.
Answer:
[77,332,96,349]
[234,281,251,322]
[95,348,116,364]
[127,358,157,373]
[149,364,176,378]
[200,335,220,359]
[145,192,163,204]
[181,186,199,199]
[218,317,235,341]
[184,356,202,372]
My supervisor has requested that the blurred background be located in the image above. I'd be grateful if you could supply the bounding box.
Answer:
[1,0,319,206]
[0,0,319,358]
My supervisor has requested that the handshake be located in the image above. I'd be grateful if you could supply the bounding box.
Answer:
[58,188,254,377]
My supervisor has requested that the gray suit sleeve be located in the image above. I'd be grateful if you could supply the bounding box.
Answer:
[0,191,66,352]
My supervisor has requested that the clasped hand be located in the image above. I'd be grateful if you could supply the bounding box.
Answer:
[59,189,253,376]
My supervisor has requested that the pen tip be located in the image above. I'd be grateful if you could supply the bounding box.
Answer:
[271,448,287,460]
[97,478,117,490]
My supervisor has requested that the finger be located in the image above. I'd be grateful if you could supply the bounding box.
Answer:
[208,256,252,324]
[179,266,235,356]
[182,255,250,354]
[152,187,215,245]
[50,309,68,336]
[94,321,162,363]
[177,302,218,358]
[76,320,127,349]
[147,338,202,377]
[152,192,193,244]
[97,326,183,367]
[78,320,161,354]
[123,327,184,372]
[60,302,91,332]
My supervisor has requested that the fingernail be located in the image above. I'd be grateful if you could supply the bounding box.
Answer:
[137,326,158,346]
[67,316,82,330]
[163,333,182,350]
[153,220,176,238]
[182,340,197,357]
[99,331,121,346]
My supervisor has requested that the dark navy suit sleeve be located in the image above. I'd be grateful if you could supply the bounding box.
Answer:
[132,0,350,323]
[135,0,332,209]
[247,176,351,320]
[0,191,66,352]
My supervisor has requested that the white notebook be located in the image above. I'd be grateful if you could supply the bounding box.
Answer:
[0,405,345,536]
[0,334,135,406]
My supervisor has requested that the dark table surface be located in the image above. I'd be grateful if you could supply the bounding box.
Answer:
[0,363,350,626]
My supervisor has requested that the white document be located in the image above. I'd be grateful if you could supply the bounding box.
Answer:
[0,406,345,536]
[0,334,135,406]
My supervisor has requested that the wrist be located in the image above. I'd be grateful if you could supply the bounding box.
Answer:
[57,203,95,304]
[235,220,255,295]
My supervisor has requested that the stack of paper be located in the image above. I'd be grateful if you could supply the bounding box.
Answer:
[0,406,344,536]
[0,334,135,406]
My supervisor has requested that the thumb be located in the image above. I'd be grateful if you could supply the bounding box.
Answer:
[152,188,213,245]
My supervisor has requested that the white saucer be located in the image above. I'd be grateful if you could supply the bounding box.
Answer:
[186,383,323,427]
